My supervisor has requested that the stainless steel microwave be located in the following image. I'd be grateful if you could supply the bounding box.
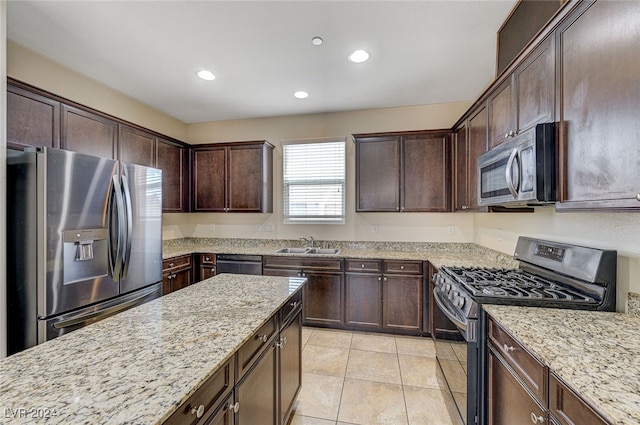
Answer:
[477,122,557,207]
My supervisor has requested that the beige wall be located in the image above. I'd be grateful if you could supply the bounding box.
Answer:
[166,103,475,243]
[7,42,187,141]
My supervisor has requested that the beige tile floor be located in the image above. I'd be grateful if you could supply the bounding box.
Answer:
[288,327,466,425]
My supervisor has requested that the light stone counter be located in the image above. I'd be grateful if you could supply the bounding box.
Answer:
[163,238,518,270]
[0,274,305,425]
[484,305,640,425]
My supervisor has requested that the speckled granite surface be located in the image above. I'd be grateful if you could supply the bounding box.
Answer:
[484,305,640,425]
[163,238,519,270]
[628,292,640,315]
[0,274,305,425]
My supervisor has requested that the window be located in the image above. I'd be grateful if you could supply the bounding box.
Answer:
[283,138,346,224]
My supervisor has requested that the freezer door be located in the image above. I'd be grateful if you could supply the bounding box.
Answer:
[43,148,120,317]
[119,161,162,294]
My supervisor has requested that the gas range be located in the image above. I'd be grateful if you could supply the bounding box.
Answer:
[432,237,617,425]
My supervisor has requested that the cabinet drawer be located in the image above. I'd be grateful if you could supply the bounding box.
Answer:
[280,290,302,325]
[549,373,609,425]
[163,254,192,271]
[263,256,343,271]
[383,260,423,275]
[345,259,382,273]
[164,356,234,425]
[200,253,216,265]
[237,315,277,379]
[488,317,547,403]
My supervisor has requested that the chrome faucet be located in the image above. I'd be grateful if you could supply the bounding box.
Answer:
[300,236,315,248]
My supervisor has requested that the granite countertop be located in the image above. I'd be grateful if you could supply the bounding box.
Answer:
[0,274,305,425]
[162,238,519,270]
[484,305,640,425]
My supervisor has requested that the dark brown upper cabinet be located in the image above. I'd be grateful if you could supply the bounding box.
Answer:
[118,124,156,168]
[556,0,640,210]
[354,131,452,212]
[454,105,488,212]
[7,84,60,150]
[61,105,117,159]
[488,35,555,149]
[157,138,190,213]
[193,141,274,213]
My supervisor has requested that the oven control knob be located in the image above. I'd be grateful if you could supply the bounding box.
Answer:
[444,283,451,292]
[454,296,465,308]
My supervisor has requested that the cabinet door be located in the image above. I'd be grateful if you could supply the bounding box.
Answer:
[402,134,451,212]
[194,147,226,211]
[7,84,60,149]
[200,266,217,282]
[557,1,640,210]
[453,124,469,211]
[61,105,117,159]
[204,394,234,425]
[157,138,188,212]
[345,274,383,329]
[303,272,344,326]
[467,106,488,211]
[172,268,192,292]
[383,275,422,332]
[118,124,156,167]
[488,78,515,148]
[356,137,401,211]
[162,272,172,295]
[515,35,555,134]
[227,144,265,212]
[236,343,277,425]
[279,312,302,425]
[488,348,548,425]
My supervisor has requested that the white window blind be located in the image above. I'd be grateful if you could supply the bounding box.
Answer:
[283,139,345,224]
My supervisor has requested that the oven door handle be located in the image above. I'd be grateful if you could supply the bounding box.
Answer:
[433,288,468,332]
[505,148,519,198]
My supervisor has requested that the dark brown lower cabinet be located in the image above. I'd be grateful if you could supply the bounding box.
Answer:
[549,373,609,425]
[488,348,548,425]
[383,274,422,332]
[162,255,193,295]
[236,340,278,425]
[279,312,302,425]
[345,273,383,329]
[204,394,235,425]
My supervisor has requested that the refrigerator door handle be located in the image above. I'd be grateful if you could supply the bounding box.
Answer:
[52,289,155,330]
[109,175,126,279]
[120,175,134,280]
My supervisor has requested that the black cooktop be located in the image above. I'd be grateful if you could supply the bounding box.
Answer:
[443,266,597,303]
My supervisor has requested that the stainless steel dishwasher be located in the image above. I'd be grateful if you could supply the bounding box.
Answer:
[215,254,263,275]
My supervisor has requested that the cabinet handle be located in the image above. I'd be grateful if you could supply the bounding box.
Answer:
[189,404,205,418]
[257,334,268,343]
[530,412,545,424]
[227,402,240,413]
[503,344,515,352]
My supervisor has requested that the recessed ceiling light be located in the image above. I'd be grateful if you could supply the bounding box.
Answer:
[311,36,323,46]
[196,70,216,81]
[348,49,370,63]
[294,91,309,99]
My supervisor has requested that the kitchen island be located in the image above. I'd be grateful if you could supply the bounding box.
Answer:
[0,274,305,424]
[485,305,640,424]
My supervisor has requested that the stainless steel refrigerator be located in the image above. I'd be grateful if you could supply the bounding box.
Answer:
[7,147,162,355]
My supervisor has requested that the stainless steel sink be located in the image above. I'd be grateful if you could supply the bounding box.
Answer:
[273,247,340,255]
[305,248,340,255]
[274,247,309,254]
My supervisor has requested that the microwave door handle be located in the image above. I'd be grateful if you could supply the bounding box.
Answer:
[505,148,519,198]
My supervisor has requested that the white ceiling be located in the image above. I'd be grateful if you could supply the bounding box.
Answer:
[7,1,517,124]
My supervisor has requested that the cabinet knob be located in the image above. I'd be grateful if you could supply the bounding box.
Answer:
[400,265,405,270]
[289,301,299,308]
[461,205,468,210]
[205,257,210,261]
[504,133,509,139]
[190,404,205,418]
[396,207,399,211]
[378,276,382,281]
[383,277,388,282]
[503,344,515,352]
[227,402,240,413]
[636,193,640,201]
[509,130,515,137]
[257,334,268,343]
[361,264,365,268]
[169,262,174,267]
[530,412,545,423]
